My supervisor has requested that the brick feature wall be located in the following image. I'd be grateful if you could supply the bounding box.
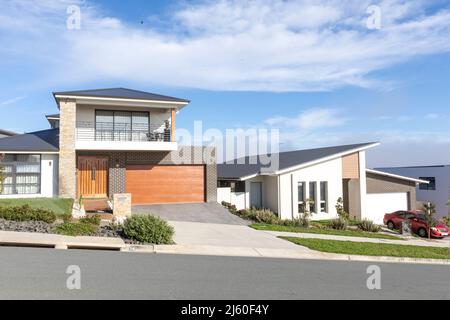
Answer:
[77,146,217,203]
[366,172,417,210]
[58,99,77,198]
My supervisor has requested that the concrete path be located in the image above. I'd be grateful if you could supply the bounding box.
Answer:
[264,230,450,248]
[168,221,309,250]
[132,203,248,225]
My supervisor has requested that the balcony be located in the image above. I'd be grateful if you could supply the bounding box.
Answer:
[75,121,177,151]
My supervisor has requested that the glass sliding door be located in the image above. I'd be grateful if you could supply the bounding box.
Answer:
[95,110,114,141]
[132,112,150,141]
[114,111,132,141]
[95,110,149,141]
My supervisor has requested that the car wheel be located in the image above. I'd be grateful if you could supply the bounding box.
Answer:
[418,228,428,238]
[387,221,395,230]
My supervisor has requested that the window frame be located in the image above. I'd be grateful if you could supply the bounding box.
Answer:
[297,181,306,214]
[418,177,436,191]
[320,181,328,213]
[95,109,150,141]
[309,181,317,213]
[0,154,41,195]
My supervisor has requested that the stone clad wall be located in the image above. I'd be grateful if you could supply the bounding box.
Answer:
[58,99,77,198]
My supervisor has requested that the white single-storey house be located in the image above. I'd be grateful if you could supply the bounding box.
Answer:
[217,142,427,224]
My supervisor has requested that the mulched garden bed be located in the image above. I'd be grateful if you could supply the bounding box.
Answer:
[0,218,145,245]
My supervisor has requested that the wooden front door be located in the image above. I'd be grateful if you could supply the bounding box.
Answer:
[77,156,108,197]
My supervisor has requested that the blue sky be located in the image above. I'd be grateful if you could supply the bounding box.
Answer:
[1,0,450,167]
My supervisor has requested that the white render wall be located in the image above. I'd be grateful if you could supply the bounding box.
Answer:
[41,154,59,197]
[217,187,231,204]
[378,166,450,219]
[0,154,59,199]
[278,157,343,220]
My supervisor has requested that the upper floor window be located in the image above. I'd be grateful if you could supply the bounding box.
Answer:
[95,110,150,141]
[419,177,436,190]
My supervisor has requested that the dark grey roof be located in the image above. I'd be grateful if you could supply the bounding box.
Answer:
[0,129,17,137]
[45,114,60,119]
[218,142,378,179]
[53,88,190,103]
[0,128,59,152]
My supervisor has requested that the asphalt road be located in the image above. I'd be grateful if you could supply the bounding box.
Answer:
[0,247,449,300]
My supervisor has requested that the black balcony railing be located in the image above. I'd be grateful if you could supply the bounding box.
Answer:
[76,122,171,142]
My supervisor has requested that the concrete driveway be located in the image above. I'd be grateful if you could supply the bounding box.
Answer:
[168,221,308,250]
[132,202,249,225]
[132,203,305,251]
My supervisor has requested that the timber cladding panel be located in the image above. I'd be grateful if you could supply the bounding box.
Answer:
[342,152,360,179]
[76,146,217,203]
[126,164,205,204]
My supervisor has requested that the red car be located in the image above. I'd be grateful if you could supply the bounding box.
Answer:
[383,210,449,238]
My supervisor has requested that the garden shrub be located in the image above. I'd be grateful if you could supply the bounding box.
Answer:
[279,217,310,228]
[329,218,348,230]
[60,213,72,223]
[79,215,101,226]
[0,205,56,223]
[123,215,174,244]
[246,208,279,224]
[54,222,98,236]
[357,219,381,232]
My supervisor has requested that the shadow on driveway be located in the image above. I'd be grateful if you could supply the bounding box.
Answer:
[132,202,249,226]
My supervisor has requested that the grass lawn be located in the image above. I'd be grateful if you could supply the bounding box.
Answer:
[281,237,450,260]
[251,223,403,240]
[0,198,73,216]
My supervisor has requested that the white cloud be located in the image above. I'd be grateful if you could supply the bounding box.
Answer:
[0,96,26,106]
[265,108,348,130]
[1,0,450,91]
[425,113,440,119]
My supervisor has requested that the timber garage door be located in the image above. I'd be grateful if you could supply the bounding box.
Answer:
[366,192,408,224]
[126,165,205,204]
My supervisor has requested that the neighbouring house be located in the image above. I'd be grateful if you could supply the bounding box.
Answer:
[0,129,17,138]
[376,165,450,219]
[217,143,427,224]
[0,88,217,206]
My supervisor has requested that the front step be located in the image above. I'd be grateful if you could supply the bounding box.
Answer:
[83,198,112,214]
[86,213,113,221]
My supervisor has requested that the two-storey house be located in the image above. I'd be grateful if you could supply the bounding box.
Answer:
[0,88,217,205]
